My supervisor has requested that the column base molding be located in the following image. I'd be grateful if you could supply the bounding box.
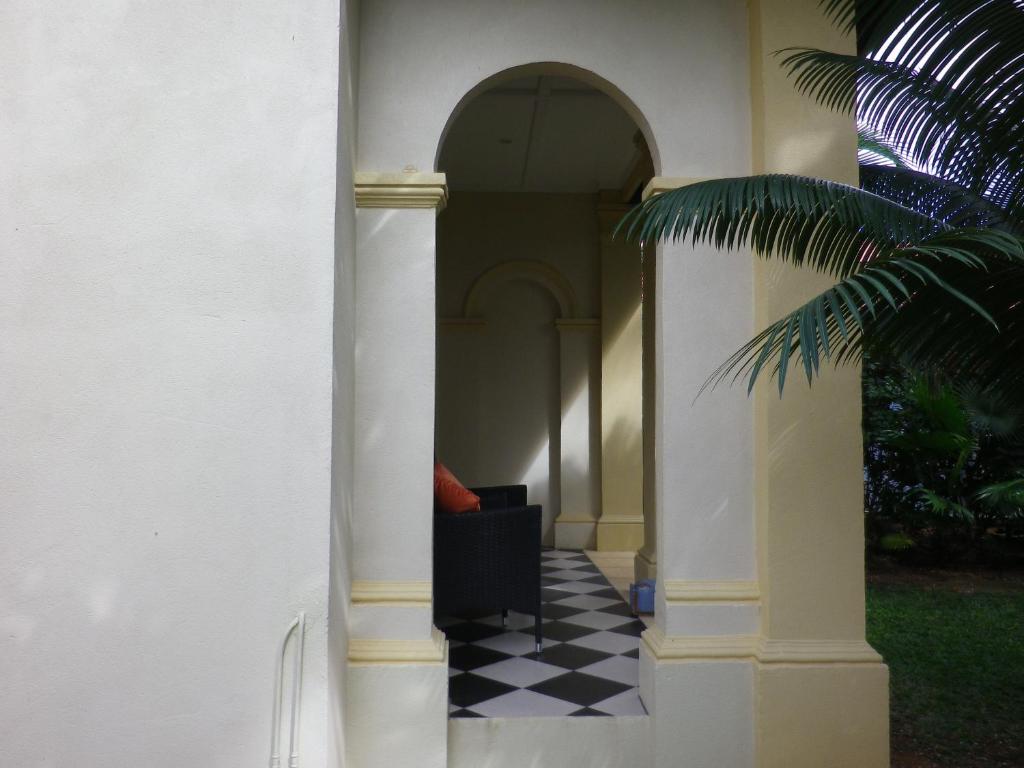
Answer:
[351,579,432,605]
[348,626,447,665]
[643,625,884,665]
[758,638,883,665]
[643,625,758,661]
[663,580,759,602]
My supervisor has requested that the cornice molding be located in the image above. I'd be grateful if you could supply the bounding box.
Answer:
[348,627,447,665]
[641,176,710,201]
[350,579,432,605]
[354,171,448,211]
[663,580,760,603]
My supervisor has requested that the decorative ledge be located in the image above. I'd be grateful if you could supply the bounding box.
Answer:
[643,625,758,661]
[597,513,645,525]
[354,171,448,211]
[554,318,600,331]
[641,176,710,201]
[643,625,885,665]
[757,638,883,665]
[663,580,760,603]
[351,579,432,605]
[348,627,447,665]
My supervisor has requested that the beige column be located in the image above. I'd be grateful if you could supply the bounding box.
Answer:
[748,3,889,767]
[554,319,601,550]
[346,172,449,768]
[596,202,645,552]
[636,243,657,581]
[639,177,759,768]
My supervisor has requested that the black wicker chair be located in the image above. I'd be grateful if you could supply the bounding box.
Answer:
[433,484,543,653]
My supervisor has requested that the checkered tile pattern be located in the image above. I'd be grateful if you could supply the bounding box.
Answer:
[440,549,647,718]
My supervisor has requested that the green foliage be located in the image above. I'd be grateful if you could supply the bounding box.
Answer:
[863,353,1024,563]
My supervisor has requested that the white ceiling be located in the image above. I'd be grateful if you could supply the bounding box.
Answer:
[439,76,643,194]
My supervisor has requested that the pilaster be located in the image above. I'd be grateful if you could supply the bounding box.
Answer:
[596,201,645,552]
[347,171,449,768]
[748,2,889,766]
[554,318,602,549]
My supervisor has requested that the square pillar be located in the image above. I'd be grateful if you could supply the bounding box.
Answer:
[554,319,601,549]
[597,201,645,552]
[346,172,449,768]
[640,177,759,768]
[748,2,889,766]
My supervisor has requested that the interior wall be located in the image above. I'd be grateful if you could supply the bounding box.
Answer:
[0,2,341,765]
[436,192,600,543]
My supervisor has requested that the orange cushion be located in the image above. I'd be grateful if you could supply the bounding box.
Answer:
[434,461,481,514]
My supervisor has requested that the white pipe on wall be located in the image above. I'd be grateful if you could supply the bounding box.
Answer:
[288,612,305,768]
[269,614,305,768]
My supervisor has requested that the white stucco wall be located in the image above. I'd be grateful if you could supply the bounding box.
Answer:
[330,1,360,765]
[357,0,751,178]
[0,2,343,765]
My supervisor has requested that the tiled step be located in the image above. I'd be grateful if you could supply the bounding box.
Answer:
[448,714,652,768]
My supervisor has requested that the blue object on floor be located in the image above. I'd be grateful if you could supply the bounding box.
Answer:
[629,579,655,615]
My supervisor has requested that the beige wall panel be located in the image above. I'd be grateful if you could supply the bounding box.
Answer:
[757,665,890,768]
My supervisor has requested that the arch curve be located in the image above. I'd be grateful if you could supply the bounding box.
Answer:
[463,260,578,320]
[434,61,661,175]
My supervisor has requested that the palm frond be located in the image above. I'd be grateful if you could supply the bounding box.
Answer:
[860,165,1016,232]
[618,175,946,278]
[870,254,1024,397]
[858,128,908,168]
[976,476,1024,515]
[914,487,974,522]
[617,176,1024,397]
[700,246,1003,396]
[780,50,1024,203]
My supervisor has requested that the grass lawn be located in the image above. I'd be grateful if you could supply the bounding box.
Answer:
[867,575,1024,767]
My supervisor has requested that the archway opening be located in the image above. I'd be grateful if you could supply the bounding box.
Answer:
[433,70,656,719]
[436,71,652,546]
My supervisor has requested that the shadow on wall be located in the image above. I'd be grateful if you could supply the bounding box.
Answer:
[436,278,562,544]
[435,248,643,548]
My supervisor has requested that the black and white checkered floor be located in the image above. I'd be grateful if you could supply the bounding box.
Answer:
[439,549,648,718]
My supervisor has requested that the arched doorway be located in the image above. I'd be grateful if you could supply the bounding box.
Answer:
[434,70,654,551]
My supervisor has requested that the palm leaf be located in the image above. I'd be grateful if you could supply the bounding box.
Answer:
[616,176,1024,397]
[860,165,1016,233]
[779,48,1024,211]
[976,476,1024,516]
[914,487,974,522]
[858,128,908,168]
[617,175,946,278]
